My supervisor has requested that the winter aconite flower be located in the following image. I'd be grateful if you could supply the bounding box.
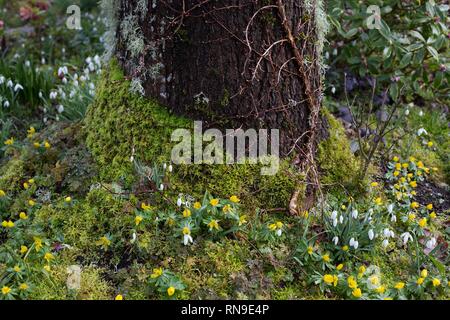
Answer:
[19,283,28,291]
[0,189,5,197]
[394,282,405,290]
[352,288,362,298]
[167,286,175,296]
[2,286,11,295]
[418,218,427,228]
[115,294,123,300]
[426,204,433,210]
[141,203,151,211]
[222,204,231,213]
[207,219,220,231]
[238,215,247,226]
[229,195,240,203]
[336,264,344,271]
[410,202,419,209]
[420,269,428,278]
[416,277,424,285]
[432,278,441,287]
[323,274,334,284]
[210,199,219,206]
[44,252,54,263]
[429,212,437,219]
[19,212,28,220]
[307,246,314,255]
[182,208,191,218]
[65,196,72,203]
[374,197,382,206]
[193,202,201,209]
[20,245,28,254]
[4,138,14,145]
[370,182,378,187]
[135,215,143,226]
[34,237,43,251]
[322,254,330,263]
[150,268,163,279]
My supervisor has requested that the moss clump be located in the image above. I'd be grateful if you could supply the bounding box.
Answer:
[84,59,304,209]
[318,110,363,194]
[0,157,25,193]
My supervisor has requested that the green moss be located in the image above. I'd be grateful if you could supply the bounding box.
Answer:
[318,109,363,194]
[0,157,25,193]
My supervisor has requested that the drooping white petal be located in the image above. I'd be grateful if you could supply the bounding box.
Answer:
[368,229,374,240]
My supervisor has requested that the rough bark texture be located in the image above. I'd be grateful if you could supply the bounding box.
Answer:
[114,0,322,157]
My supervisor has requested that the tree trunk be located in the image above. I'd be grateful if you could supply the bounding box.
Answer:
[113,0,323,159]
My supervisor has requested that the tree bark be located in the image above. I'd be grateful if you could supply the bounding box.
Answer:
[114,0,323,160]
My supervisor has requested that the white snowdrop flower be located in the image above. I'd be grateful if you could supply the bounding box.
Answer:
[6,80,13,88]
[80,75,86,82]
[332,218,338,227]
[368,229,374,240]
[332,236,339,245]
[56,105,64,113]
[50,91,58,100]
[84,68,90,75]
[13,53,20,59]
[3,100,10,108]
[38,91,43,99]
[353,240,359,249]
[431,237,436,246]
[390,230,395,238]
[333,48,338,56]
[331,86,336,94]
[62,47,66,54]
[325,51,330,59]
[0,75,5,84]
[351,209,358,219]
[94,55,101,66]
[88,62,95,72]
[74,73,79,80]
[183,233,193,246]
[60,91,66,99]
[73,80,79,87]
[382,239,389,248]
[14,84,23,92]
[339,215,344,224]
[85,56,92,64]
[383,228,391,238]
[177,197,182,207]
[55,115,60,121]
[41,58,46,64]
[401,232,413,245]
[89,82,95,90]
[62,78,68,85]
[25,60,31,67]
[405,109,410,116]
[168,164,173,172]
[163,163,167,170]
[130,155,134,162]
[41,36,45,42]
[419,110,424,117]
[69,90,76,98]
[417,128,428,136]
[130,232,137,244]
[276,229,282,237]
[331,210,337,220]
[159,183,164,191]
[391,214,397,223]
[89,90,95,96]
[349,238,355,247]
[43,117,48,123]
[387,204,394,214]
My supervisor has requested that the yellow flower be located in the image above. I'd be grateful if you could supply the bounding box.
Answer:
[418,218,427,228]
[402,163,408,169]
[374,197,383,206]
[20,245,28,254]
[302,210,309,218]
[115,294,123,300]
[352,288,362,298]
[358,265,366,275]
[23,182,29,189]
[416,277,424,285]
[393,171,400,177]
[182,208,191,218]
[167,286,175,296]
[2,286,11,295]
[135,215,143,226]
[3,220,14,228]
[307,246,314,255]
[322,254,330,263]
[28,199,36,207]
[182,227,190,235]
[238,215,247,226]
[150,268,163,279]
[409,181,417,188]
[369,275,380,286]
[427,141,433,147]
[347,276,358,289]
[207,219,220,230]
[19,283,28,291]
[432,278,441,287]
[269,223,277,231]
[394,282,405,290]
[193,202,201,209]
[1,221,7,227]
[407,173,413,178]
[400,177,406,183]
[34,237,43,251]
[276,221,283,229]
[44,141,51,149]
[222,204,231,213]
[0,189,5,197]
[141,203,151,211]
[342,245,349,252]
[43,265,51,272]
[19,212,28,220]
[33,142,40,148]
[393,156,399,162]
[210,198,219,206]
[13,265,21,272]
[410,202,419,209]
[96,236,111,248]
[323,274,334,284]
[44,252,54,262]
[370,182,378,187]
[375,286,386,294]
[417,161,424,169]
[341,205,346,210]
[336,264,344,271]
[424,167,430,174]
[411,191,417,196]
[409,156,416,163]
[426,204,433,210]
[420,269,428,278]
[65,196,72,203]
[4,138,14,145]
[395,163,401,171]
[408,213,416,221]
[229,195,240,203]
[27,126,36,138]
[429,212,436,219]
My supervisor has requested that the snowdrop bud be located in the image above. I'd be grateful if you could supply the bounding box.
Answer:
[131,232,137,244]
[62,78,68,85]
[419,111,423,117]
[69,90,76,98]
[14,84,24,91]
[383,228,391,238]
[332,236,339,245]
[405,109,410,116]
[331,210,337,220]
[382,239,389,248]
[333,218,338,227]
[130,155,134,162]
[73,80,79,87]
[163,163,167,170]
[168,164,173,172]
[351,210,358,219]
[390,230,395,238]
[159,184,164,191]
[353,240,359,249]
[176,197,182,207]
[417,128,428,136]
[80,76,86,82]
[56,105,64,113]
[331,86,336,94]
[50,92,57,100]
[276,229,282,237]
[25,60,31,67]
[0,76,4,84]
[349,238,355,246]
[368,229,374,241]
[3,100,10,108]
[425,240,433,249]
[89,82,95,90]
[391,214,397,223]
[86,57,92,64]
[339,215,344,224]
[39,91,43,99]
[6,80,13,88]
[387,204,393,214]
[88,62,95,72]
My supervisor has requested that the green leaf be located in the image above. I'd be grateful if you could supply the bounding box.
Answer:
[399,52,412,68]
[344,28,359,39]
[389,82,399,101]
[427,46,439,61]
[409,31,425,42]
[429,255,445,275]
